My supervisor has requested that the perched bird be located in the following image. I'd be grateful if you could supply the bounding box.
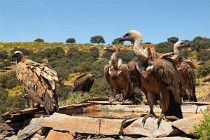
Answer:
[72,73,94,95]
[11,51,59,114]
[104,45,134,102]
[119,30,183,127]
[160,41,197,102]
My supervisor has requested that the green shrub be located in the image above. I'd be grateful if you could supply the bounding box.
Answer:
[196,62,210,78]
[194,111,210,140]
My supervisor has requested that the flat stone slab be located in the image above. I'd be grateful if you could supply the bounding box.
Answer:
[123,117,174,138]
[40,113,124,135]
[172,114,204,135]
[123,136,192,140]
[17,117,43,140]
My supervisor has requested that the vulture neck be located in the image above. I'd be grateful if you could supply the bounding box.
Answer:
[172,46,180,61]
[16,57,27,64]
[133,38,148,63]
[110,50,120,69]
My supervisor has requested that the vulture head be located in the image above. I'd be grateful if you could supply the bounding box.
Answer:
[104,45,118,53]
[11,51,24,63]
[174,41,190,50]
[119,30,142,44]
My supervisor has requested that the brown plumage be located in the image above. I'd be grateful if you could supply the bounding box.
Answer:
[11,51,59,115]
[179,61,197,101]
[72,73,94,95]
[119,30,183,126]
[104,45,134,101]
[160,41,197,102]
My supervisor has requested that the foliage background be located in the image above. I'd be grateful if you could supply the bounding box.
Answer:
[0,36,210,115]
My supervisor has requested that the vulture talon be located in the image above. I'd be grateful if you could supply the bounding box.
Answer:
[157,114,165,128]
[142,114,154,126]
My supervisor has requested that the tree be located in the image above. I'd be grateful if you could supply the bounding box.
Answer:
[112,38,124,45]
[197,50,210,63]
[90,35,105,45]
[0,51,8,60]
[66,38,76,44]
[34,38,44,42]
[191,36,210,51]
[167,37,179,44]
[155,42,173,53]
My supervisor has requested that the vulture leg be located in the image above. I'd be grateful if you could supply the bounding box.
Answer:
[115,93,124,102]
[142,105,157,126]
[157,92,168,128]
[142,92,157,126]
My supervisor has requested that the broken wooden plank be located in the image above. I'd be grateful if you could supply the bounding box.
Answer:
[79,97,109,103]
[88,101,133,105]
[172,114,204,135]
[123,117,175,138]
[0,102,93,122]
[182,102,210,106]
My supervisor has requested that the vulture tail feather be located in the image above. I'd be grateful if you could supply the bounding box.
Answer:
[192,85,197,102]
[165,93,183,119]
[43,92,58,114]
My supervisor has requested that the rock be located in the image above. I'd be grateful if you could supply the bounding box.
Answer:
[83,138,115,140]
[31,138,39,140]
[4,135,18,140]
[41,113,100,134]
[123,117,174,138]
[40,113,124,135]
[44,130,73,140]
[207,105,210,112]
[17,117,43,140]
[100,118,123,135]
[32,134,45,140]
[122,136,192,140]
[172,114,204,135]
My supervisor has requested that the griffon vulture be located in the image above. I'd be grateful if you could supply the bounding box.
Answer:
[72,73,94,95]
[104,45,134,102]
[160,41,197,102]
[11,51,59,114]
[119,30,183,127]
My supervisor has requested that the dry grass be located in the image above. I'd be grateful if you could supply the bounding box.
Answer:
[196,82,210,101]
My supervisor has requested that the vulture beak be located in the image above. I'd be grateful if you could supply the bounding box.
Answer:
[11,53,17,59]
[183,42,190,48]
[119,37,125,43]
[103,46,108,51]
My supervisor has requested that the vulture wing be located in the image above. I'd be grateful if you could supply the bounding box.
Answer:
[73,73,88,92]
[179,61,197,101]
[16,58,59,114]
[153,58,181,104]
[104,64,111,85]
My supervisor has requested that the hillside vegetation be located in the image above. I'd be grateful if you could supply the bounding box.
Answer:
[0,36,210,115]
